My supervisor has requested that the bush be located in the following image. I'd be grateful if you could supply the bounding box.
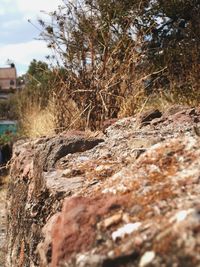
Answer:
[35,0,199,129]
[17,0,198,135]
[0,96,18,120]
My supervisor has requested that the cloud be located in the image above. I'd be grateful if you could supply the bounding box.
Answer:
[0,0,63,20]
[0,9,6,16]
[0,16,39,45]
[2,18,23,29]
[0,0,17,15]
[16,0,62,15]
[2,0,12,2]
[0,0,63,74]
[0,40,51,75]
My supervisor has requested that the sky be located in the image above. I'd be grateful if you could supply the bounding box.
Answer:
[0,0,62,75]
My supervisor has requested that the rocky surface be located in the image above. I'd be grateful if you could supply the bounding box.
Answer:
[0,176,7,267]
[6,105,200,267]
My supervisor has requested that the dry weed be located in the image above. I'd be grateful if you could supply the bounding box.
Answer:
[21,102,55,138]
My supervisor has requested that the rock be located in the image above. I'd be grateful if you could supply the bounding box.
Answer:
[50,195,125,267]
[6,106,200,267]
[36,135,104,171]
[44,170,84,194]
[37,213,60,267]
[99,212,123,229]
[139,109,162,125]
[0,187,6,267]
[139,251,156,267]
[112,222,142,241]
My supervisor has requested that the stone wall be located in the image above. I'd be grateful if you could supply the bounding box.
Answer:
[6,106,200,266]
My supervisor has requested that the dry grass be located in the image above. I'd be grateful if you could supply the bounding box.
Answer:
[19,83,200,139]
[119,84,200,119]
[16,39,200,137]
[31,0,199,132]
[53,92,86,132]
[20,101,56,138]
[18,95,87,138]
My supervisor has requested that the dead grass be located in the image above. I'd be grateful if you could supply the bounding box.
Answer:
[19,85,199,139]
[16,43,200,137]
[18,95,87,138]
[53,93,86,132]
[20,101,56,138]
[119,86,200,119]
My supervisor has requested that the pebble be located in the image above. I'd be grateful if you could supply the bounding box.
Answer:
[170,209,194,223]
[102,213,122,229]
[139,251,155,267]
[112,222,141,241]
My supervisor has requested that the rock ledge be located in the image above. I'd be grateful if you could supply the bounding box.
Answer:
[7,106,200,267]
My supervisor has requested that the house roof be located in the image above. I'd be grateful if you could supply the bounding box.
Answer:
[0,67,17,80]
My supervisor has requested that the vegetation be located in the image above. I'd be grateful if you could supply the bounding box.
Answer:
[16,0,200,136]
[0,132,16,146]
[19,102,55,138]
[15,60,61,136]
[0,96,18,121]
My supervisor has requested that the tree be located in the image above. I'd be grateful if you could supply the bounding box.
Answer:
[141,0,200,95]
[22,59,64,107]
[15,59,67,126]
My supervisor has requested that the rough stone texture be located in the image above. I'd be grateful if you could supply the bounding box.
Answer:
[6,106,200,267]
[139,109,162,125]
[0,184,7,267]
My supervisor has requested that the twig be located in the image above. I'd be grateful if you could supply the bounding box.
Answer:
[67,103,92,129]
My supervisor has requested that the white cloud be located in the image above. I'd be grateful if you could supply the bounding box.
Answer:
[0,9,6,16]
[16,0,62,15]
[0,0,63,20]
[0,0,17,15]
[0,40,51,74]
[0,0,63,74]
[2,18,23,29]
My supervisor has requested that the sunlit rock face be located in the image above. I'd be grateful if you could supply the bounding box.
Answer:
[6,106,200,267]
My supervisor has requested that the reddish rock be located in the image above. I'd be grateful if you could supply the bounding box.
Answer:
[51,195,125,266]
[102,118,118,132]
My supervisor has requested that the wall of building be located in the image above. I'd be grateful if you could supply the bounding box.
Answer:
[0,67,17,90]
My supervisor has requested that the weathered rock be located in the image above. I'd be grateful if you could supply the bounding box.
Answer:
[50,196,126,267]
[139,109,162,125]
[0,184,7,267]
[39,135,104,171]
[6,106,200,267]
[6,135,104,267]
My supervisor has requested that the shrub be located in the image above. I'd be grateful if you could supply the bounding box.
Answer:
[17,0,198,135]
[35,0,199,129]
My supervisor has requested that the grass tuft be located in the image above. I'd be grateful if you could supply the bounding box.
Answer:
[20,102,56,138]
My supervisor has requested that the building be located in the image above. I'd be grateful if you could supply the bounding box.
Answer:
[0,64,17,91]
